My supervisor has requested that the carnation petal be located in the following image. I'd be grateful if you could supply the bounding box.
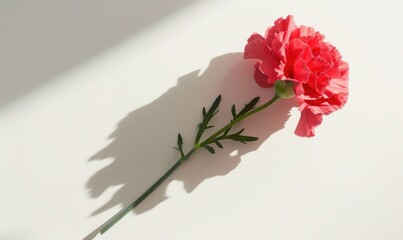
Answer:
[295,109,323,137]
[259,56,281,84]
[286,39,313,61]
[299,26,316,38]
[338,60,349,77]
[284,39,313,81]
[244,34,271,60]
[253,63,272,88]
[325,78,346,95]
[266,15,297,58]
[290,25,316,40]
[308,101,342,115]
[308,56,331,73]
[292,59,310,82]
[265,15,296,44]
[302,90,347,115]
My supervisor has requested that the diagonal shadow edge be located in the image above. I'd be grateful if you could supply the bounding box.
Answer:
[0,0,197,107]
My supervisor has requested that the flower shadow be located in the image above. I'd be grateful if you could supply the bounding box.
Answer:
[84,52,296,238]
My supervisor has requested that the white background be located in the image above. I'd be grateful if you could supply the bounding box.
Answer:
[1,0,402,239]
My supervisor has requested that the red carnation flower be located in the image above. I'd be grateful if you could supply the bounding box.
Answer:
[244,15,349,137]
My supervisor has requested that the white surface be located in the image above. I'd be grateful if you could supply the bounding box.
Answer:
[1,0,403,239]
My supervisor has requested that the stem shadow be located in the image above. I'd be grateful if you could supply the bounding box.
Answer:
[84,52,297,239]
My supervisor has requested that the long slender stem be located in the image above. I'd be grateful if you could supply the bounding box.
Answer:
[99,94,280,235]
[100,148,197,234]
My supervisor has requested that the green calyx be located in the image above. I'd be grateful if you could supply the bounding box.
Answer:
[274,80,295,99]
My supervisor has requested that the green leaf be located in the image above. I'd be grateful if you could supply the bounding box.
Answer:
[223,125,232,136]
[215,141,223,149]
[203,145,215,154]
[195,95,222,144]
[211,110,219,118]
[233,128,245,136]
[207,95,221,116]
[234,135,259,143]
[214,127,258,144]
[177,133,183,146]
[238,97,260,117]
[245,136,259,142]
[175,133,185,158]
[231,104,237,119]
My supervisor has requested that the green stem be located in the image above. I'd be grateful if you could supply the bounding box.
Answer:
[99,94,280,235]
[199,94,280,146]
[100,148,197,234]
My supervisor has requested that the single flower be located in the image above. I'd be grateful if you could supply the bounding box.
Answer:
[96,16,350,235]
[244,15,349,137]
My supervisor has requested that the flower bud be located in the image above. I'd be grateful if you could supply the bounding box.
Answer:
[274,80,295,99]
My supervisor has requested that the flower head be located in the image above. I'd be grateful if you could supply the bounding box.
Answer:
[244,15,349,137]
